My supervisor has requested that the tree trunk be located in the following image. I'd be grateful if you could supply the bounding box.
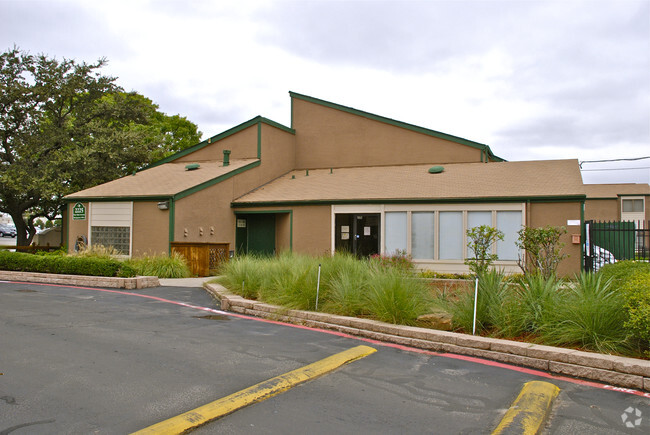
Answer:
[10,213,35,247]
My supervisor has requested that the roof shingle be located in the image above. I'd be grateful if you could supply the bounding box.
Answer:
[233,159,585,204]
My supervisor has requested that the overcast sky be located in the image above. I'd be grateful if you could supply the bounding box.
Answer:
[1,0,649,184]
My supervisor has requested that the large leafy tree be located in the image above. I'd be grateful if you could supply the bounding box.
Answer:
[0,47,201,246]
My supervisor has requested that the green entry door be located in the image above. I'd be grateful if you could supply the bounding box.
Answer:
[236,214,276,256]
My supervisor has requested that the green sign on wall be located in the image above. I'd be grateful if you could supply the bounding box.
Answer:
[72,202,86,220]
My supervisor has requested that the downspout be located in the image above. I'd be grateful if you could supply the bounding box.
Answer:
[580,199,585,272]
[168,197,175,255]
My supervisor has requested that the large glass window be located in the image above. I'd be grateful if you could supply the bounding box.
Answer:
[385,212,407,255]
[496,211,521,260]
[439,211,463,259]
[91,226,130,255]
[412,212,435,259]
[466,211,492,257]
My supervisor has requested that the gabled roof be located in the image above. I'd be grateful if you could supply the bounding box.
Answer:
[233,159,584,206]
[583,183,650,199]
[290,91,505,162]
[65,159,259,200]
[147,116,294,168]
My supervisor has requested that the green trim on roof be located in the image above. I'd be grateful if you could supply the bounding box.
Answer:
[257,122,262,159]
[147,116,294,169]
[174,160,261,201]
[64,161,262,203]
[232,194,586,208]
[289,91,505,162]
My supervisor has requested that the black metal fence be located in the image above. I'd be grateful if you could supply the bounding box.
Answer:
[584,220,649,272]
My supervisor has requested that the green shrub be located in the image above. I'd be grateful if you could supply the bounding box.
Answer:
[538,272,630,354]
[0,250,135,277]
[370,250,414,272]
[215,255,270,299]
[126,252,191,278]
[322,257,372,317]
[262,253,320,310]
[619,272,650,355]
[438,269,529,337]
[516,225,567,278]
[465,225,504,276]
[366,268,431,325]
[419,270,471,279]
[598,260,650,288]
[511,274,562,334]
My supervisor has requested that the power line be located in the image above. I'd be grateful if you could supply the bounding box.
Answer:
[579,156,650,168]
[581,166,650,172]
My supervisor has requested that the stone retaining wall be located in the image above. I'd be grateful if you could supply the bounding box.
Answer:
[0,270,159,289]
[205,283,650,393]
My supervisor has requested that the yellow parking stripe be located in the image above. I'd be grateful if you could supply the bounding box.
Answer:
[131,345,377,435]
[492,380,560,435]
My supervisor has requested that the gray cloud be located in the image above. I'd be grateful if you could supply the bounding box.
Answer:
[0,0,130,60]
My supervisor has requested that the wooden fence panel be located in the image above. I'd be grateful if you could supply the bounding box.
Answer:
[171,242,229,277]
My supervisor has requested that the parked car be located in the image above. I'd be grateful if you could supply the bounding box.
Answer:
[0,225,17,238]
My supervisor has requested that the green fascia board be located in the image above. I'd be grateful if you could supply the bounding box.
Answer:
[173,160,261,201]
[147,117,294,169]
[63,161,262,204]
[289,91,506,162]
[233,209,294,214]
[232,194,586,208]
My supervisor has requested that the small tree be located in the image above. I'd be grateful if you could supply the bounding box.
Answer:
[465,225,504,276]
[516,226,567,278]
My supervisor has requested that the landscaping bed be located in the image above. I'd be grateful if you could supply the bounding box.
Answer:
[215,253,650,360]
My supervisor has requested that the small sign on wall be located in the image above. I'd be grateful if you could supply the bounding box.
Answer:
[237,218,247,228]
[72,202,86,220]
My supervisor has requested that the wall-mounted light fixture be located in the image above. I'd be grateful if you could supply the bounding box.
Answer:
[157,201,170,210]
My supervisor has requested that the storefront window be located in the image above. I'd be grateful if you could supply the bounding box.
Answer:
[412,212,435,259]
[466,211,492,257]
[385,212,407,255]
[496,211,522,260]
[439,211,463,259]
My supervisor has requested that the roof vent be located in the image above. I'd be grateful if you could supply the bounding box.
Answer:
[185,163,200,171]
[428,166,444,174]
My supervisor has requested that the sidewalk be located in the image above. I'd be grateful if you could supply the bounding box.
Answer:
[159,277,218,288]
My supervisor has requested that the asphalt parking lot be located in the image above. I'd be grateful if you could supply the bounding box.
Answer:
[1,281,648,434]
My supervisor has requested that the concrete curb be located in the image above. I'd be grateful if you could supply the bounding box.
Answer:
[0,270,159,289]
[204,283,650,393]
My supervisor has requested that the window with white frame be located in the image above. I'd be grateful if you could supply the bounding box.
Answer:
[381,205,524,263]
[466,211,492,257]
[496,211,522,260]
[89,202,133,256]
[622,198,644,213]
[439,211,464,259]
[385,212,407,255]
[412,212,435,259]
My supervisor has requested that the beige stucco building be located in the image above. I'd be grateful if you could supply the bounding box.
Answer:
[63,92,648,276]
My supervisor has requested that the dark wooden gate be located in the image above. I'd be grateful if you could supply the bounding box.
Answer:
[170,242,229,277]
